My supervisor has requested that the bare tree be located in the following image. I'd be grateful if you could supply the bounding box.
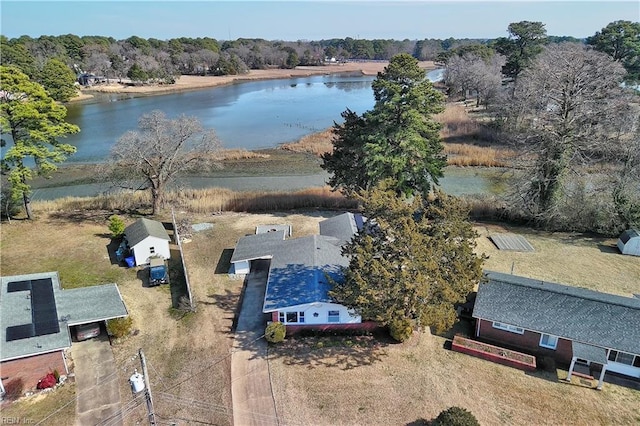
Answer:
[107,111,221,215]
[444,53,505,107]
[503,43,632,227]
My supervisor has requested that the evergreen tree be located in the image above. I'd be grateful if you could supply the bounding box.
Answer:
[322,53,446,197]
[39,58,78,102]
[0,66,79,219]
[330,181,484,335]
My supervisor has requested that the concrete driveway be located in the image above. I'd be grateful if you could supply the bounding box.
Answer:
[231,260,279,426]
[70,330,122,426]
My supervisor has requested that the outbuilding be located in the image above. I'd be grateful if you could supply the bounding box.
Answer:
[124,218,171,266]
[617,229,640,256]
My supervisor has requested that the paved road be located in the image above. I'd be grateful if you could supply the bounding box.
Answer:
[71,332,123,426]
[231,260,279,426]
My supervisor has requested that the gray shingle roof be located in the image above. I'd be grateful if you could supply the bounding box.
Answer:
[230,230,286,263]
[125,218,170,247]
[1,272,128,362]
[319,212,363,246]
[473,271,640,355]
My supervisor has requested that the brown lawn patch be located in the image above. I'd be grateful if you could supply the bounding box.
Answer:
[2,211,638,425]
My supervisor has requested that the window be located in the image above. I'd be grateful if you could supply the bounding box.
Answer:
[299,311,305,324]
[278,312,284,323]
[150,247,155,254]
[492,322,524,334]
[286,312,298,323]
[328,310,340,323]
[608,350,640,366]
[539,334,558,350]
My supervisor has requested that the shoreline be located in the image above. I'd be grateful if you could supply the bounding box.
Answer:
[71,61,436,100]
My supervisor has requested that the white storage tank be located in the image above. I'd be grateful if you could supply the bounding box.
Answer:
[129,370,145,393]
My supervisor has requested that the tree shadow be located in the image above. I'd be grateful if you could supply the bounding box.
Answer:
[202,290,242,331]
[405,419,429,426]
[267,330,390,371]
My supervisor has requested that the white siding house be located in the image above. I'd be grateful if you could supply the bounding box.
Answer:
[124,218,171,266]
[271,302,361,326]
[230,213,370,330]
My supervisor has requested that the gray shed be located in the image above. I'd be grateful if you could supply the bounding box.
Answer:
[617,229,640,256]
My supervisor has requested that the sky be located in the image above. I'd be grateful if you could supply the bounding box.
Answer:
[1,1,638,41]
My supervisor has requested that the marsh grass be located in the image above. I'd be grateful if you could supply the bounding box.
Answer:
[31,186,356,216]
[279,104,514,167]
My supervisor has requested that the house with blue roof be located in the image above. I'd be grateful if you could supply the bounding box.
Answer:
[473,271,640,389]
[230,213,375,331]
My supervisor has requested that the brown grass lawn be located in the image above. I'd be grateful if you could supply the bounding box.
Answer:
[1,211,638,425]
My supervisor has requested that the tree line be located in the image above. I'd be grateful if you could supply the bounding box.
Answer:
[3,20,637,104]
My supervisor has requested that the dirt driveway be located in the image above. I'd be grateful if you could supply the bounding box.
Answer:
[71,331,122,426]
[231,260,279,426]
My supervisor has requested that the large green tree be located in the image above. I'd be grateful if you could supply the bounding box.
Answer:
[39,58,78,102]
[330,181,484,337]
[587,20,640,83]
[494,21,547,81]
[0,66,79,219]
[322,53,446,197]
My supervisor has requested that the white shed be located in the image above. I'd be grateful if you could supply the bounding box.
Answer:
[617,229,640,256]
[124,218,171,266]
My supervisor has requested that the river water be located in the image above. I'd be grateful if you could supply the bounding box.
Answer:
[25,68,505,200]
[64,73,378,162]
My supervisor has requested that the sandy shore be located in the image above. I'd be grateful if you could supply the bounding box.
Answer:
[74,61,435,99]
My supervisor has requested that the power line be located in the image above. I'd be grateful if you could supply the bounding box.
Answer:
[33,351,139,426]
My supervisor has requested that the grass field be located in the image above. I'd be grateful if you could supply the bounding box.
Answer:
[1,211,638,425]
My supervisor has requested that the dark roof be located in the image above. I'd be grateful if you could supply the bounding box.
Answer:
[2,272,128,362]
[618,229,639,244]
[319,212,363,246]
[473,271,640,355]
[124,218,170,247]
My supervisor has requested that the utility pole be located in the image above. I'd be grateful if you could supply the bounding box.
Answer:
[139,348,157,425]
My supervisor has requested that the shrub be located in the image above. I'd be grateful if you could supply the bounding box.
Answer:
[265,321,286,343]
[433,406,480,426]
[4,378,24,399]
[107,316,133,338]
[37,373,57,390]
[108,215,126,238]
[389,318,414,342]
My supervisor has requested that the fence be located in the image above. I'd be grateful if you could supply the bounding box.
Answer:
[171,208,196,312]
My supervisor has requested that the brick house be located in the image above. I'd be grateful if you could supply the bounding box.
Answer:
[473,271,640,389]
[1,272,128,396]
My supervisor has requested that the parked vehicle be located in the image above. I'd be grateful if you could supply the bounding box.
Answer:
[149,257,169,286]
[75,322,101,341]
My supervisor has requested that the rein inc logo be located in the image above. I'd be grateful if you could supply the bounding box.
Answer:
[1,419,34,425]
